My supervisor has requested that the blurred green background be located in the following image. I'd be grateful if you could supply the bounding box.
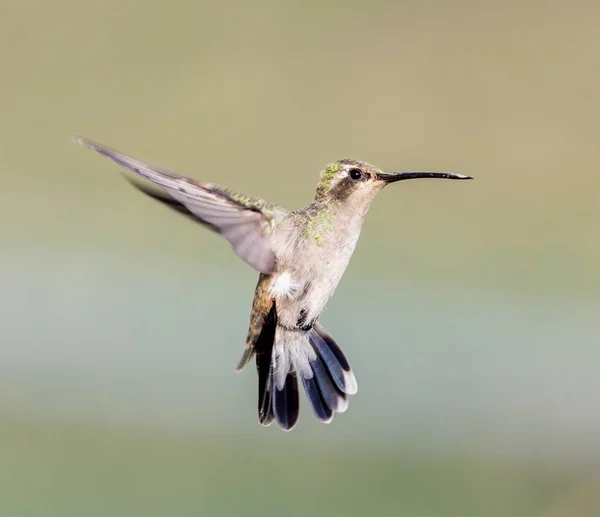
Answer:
[1,0,600,515]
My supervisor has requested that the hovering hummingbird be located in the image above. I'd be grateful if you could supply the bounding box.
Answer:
[74,136,472,430]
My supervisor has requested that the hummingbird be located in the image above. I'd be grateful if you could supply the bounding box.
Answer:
[74,136,472,431]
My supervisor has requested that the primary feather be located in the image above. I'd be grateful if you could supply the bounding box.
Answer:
[73,136,287,274]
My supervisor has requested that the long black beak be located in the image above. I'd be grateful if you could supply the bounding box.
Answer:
[377,171,473,183]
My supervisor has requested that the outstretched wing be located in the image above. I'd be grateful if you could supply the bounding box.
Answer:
[74,136,287,274]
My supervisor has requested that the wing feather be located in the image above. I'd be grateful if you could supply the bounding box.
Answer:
[74,136,286,274]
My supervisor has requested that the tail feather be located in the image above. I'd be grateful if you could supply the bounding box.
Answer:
[255,303,277,426]
[251,308,357,430]
[273,372,299,430]
[310,323,358,395]
[301,375,333,423]
[257,349,274,426]
[307,349,349,415]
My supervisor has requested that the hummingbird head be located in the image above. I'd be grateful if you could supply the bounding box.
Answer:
[314,159,472,212]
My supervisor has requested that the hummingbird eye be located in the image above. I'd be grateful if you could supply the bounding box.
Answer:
[348,168,363,181]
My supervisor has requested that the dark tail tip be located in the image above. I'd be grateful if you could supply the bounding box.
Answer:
[257,350,275,426]
[301,324,357,422]
[257,354,300,430]
[301,374,334,423]
[310,323,358,395]
[256,304,277,427]
[273,373,299,431]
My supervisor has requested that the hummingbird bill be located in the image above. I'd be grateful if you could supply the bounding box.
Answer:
[74,136,472,431]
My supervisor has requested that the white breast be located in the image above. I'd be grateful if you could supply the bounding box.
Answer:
[301,231,360,322]
[270,210,365,328]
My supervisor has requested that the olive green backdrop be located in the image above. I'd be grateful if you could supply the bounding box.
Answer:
[1,0,599,515]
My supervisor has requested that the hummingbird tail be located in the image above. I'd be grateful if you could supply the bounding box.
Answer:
[250,298,358,431]
[255,322,357,430]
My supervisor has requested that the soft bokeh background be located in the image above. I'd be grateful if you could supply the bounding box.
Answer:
[1,0,600,515]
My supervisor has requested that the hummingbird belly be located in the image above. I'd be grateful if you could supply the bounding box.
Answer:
[271,230,360,329]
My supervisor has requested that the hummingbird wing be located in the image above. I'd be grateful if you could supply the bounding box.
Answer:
[74,136,288,274]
